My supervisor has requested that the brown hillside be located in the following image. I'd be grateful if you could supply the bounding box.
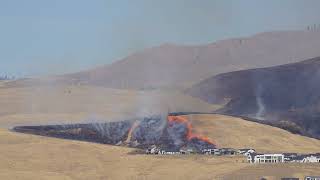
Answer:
[1,114,320,179]
[0,128,248,180]
[5,30,320,89]
[186,57,320,139]
[0,84,219,128]
[189,114,320,153]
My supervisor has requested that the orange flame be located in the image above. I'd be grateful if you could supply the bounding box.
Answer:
[167,115,215,145]
[125,120,140,143]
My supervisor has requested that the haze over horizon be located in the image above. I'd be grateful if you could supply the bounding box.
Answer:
[1,0,320,77]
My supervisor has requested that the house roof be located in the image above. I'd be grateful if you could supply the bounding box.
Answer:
[239,148,255,151]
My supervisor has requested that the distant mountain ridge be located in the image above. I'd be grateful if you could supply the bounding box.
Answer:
[5,30,320,89]
[65,30,320,89]
[186,57,320,138]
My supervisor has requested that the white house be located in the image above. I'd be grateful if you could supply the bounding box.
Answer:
[302,155,320,163]
[247,153,284,163]
[161,151,181,155]
[202,148,222,155]
[146,146,160,154]
[238,149,256,156]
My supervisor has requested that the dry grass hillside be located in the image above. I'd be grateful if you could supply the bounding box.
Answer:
[1,82,320,179]
[0,83,218,127]
[225,163,320,180]
[0,128,248,180]
[189,114,320,153]
[1,114,320,179]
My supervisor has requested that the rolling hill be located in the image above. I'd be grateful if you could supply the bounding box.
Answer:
[5,30,320,89]
[1,114,320,179]
[189,114,320,153]
[0,83,219,128]
[2,30,320,180]
[187,57,320,138]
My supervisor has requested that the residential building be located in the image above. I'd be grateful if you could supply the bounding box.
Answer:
[247,153,284,163]
[238,148,256,155]
[202,148,221,155]
[302,155,320,163]
[220,148,238,155]
[202,148,238,155]
[283,153,298,162]
[305,176,320,180]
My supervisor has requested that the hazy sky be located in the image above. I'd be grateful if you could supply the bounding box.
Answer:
[1,0,320,77]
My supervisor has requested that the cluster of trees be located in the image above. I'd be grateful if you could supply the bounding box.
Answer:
[0,75,15,80]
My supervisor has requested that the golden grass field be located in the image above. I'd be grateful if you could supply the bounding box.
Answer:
[189,114,320,153]
[0,82,320,179]
[0,84,219,127]
[225,163,320,180]
[0,129,249,180]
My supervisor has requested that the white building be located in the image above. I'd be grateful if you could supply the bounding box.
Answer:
[302,155,320,163]
[202,148,221,155]
[247,153,284,163]
[238,149,256,156]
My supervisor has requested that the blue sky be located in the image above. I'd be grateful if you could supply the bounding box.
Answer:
[1,0,320,77]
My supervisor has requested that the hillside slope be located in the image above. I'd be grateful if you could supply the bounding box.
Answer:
[187,57,320,138]
[189,114,320,153]
[5,30,320,89]
[0,128,247,180]
[2,114,320,179]
[0,84,219,128]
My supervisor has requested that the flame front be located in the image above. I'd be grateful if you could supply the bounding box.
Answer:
[125,120,140,143]
[123,115,216,150]
[167,115,215,145]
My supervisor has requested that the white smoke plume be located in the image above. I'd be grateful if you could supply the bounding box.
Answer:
[255,84,266,120]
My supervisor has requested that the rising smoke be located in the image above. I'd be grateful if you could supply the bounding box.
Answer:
[254,84,266,120]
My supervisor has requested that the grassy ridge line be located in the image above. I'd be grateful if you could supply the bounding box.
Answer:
[169,111,316,140]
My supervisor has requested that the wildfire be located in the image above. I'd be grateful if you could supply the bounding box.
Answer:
[13,114,216,151]
[167,115,215,145]
[125,120,140,144]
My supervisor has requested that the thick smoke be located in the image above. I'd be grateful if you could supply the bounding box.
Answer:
[131,115,167,145]
[166,120,188,147]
